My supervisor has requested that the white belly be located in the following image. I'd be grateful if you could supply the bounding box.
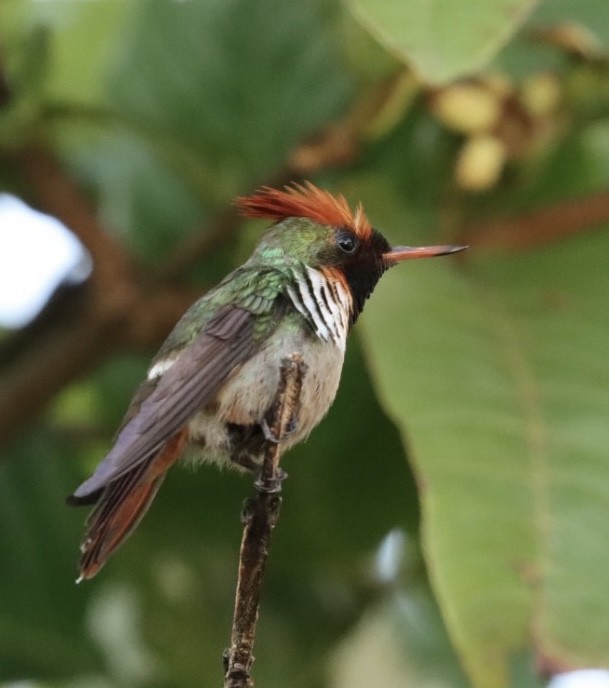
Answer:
[187,320,345,466]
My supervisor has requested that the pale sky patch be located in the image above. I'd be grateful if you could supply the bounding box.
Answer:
[0,194,91,328]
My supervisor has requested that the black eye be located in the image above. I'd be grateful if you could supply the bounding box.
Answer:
[337,231,358,254]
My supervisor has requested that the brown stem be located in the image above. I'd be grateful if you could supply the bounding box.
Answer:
[16,147,133,285]
[158,207,240,282]
[460,189,609,251]
[0,146,197,445]
[159,168,303,282]
[224,354,307,688]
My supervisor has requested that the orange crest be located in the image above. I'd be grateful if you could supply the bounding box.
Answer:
[236,182,372,239]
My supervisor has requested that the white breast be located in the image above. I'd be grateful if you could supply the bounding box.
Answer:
[187,316,346,463]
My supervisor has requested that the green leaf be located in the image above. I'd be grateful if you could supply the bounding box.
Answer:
[346,0,539,84]
[0,430,102,680]
[106,0,353,199]
[3,0,138,106]
[331,596,469,688]
[361,212,609,685]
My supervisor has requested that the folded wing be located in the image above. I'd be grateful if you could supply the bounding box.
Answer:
[70,305,256,502]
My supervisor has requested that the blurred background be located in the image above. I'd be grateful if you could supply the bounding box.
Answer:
[1,1,609,687]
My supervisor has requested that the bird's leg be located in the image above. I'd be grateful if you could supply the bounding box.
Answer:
[260,415,299,444]
[260,355,306,445]
[256,355,306,492]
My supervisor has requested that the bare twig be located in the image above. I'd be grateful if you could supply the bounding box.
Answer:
[158,207,241,282]
[16,147,134,287]
[224,354,307,688]
[459,188,609,251]
[158,167,305,282]
[0,146,198,444]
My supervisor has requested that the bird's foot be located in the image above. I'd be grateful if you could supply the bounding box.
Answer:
[261,415,298,444]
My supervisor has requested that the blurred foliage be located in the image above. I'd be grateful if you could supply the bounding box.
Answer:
[347,0,539,84]
[1,0,609,687]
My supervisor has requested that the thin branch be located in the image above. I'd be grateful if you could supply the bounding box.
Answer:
[157,207,241,282]
[16,147,133,287]
[0,295,119,444]
[459,188,609,251]
[224,354,307,688]
[0,146,197,445]
[0,281,196,446]
[158,168,303,282]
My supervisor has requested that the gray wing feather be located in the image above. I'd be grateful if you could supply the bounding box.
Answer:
[71,305,256,500]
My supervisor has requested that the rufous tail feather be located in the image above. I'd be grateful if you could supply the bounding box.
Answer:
[77,429,188,581]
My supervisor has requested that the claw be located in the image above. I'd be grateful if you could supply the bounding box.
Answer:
[261,418,280,443]
[261,415,298,444]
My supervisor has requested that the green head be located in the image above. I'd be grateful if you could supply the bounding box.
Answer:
[238,182,466,319]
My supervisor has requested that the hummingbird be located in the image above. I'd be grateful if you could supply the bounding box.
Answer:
[69,182,466,580]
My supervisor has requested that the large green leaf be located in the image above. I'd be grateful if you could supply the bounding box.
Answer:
[106,0,352,201]
[346,0,539,84]
[0,0,137,105]
[361,209,609,685]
